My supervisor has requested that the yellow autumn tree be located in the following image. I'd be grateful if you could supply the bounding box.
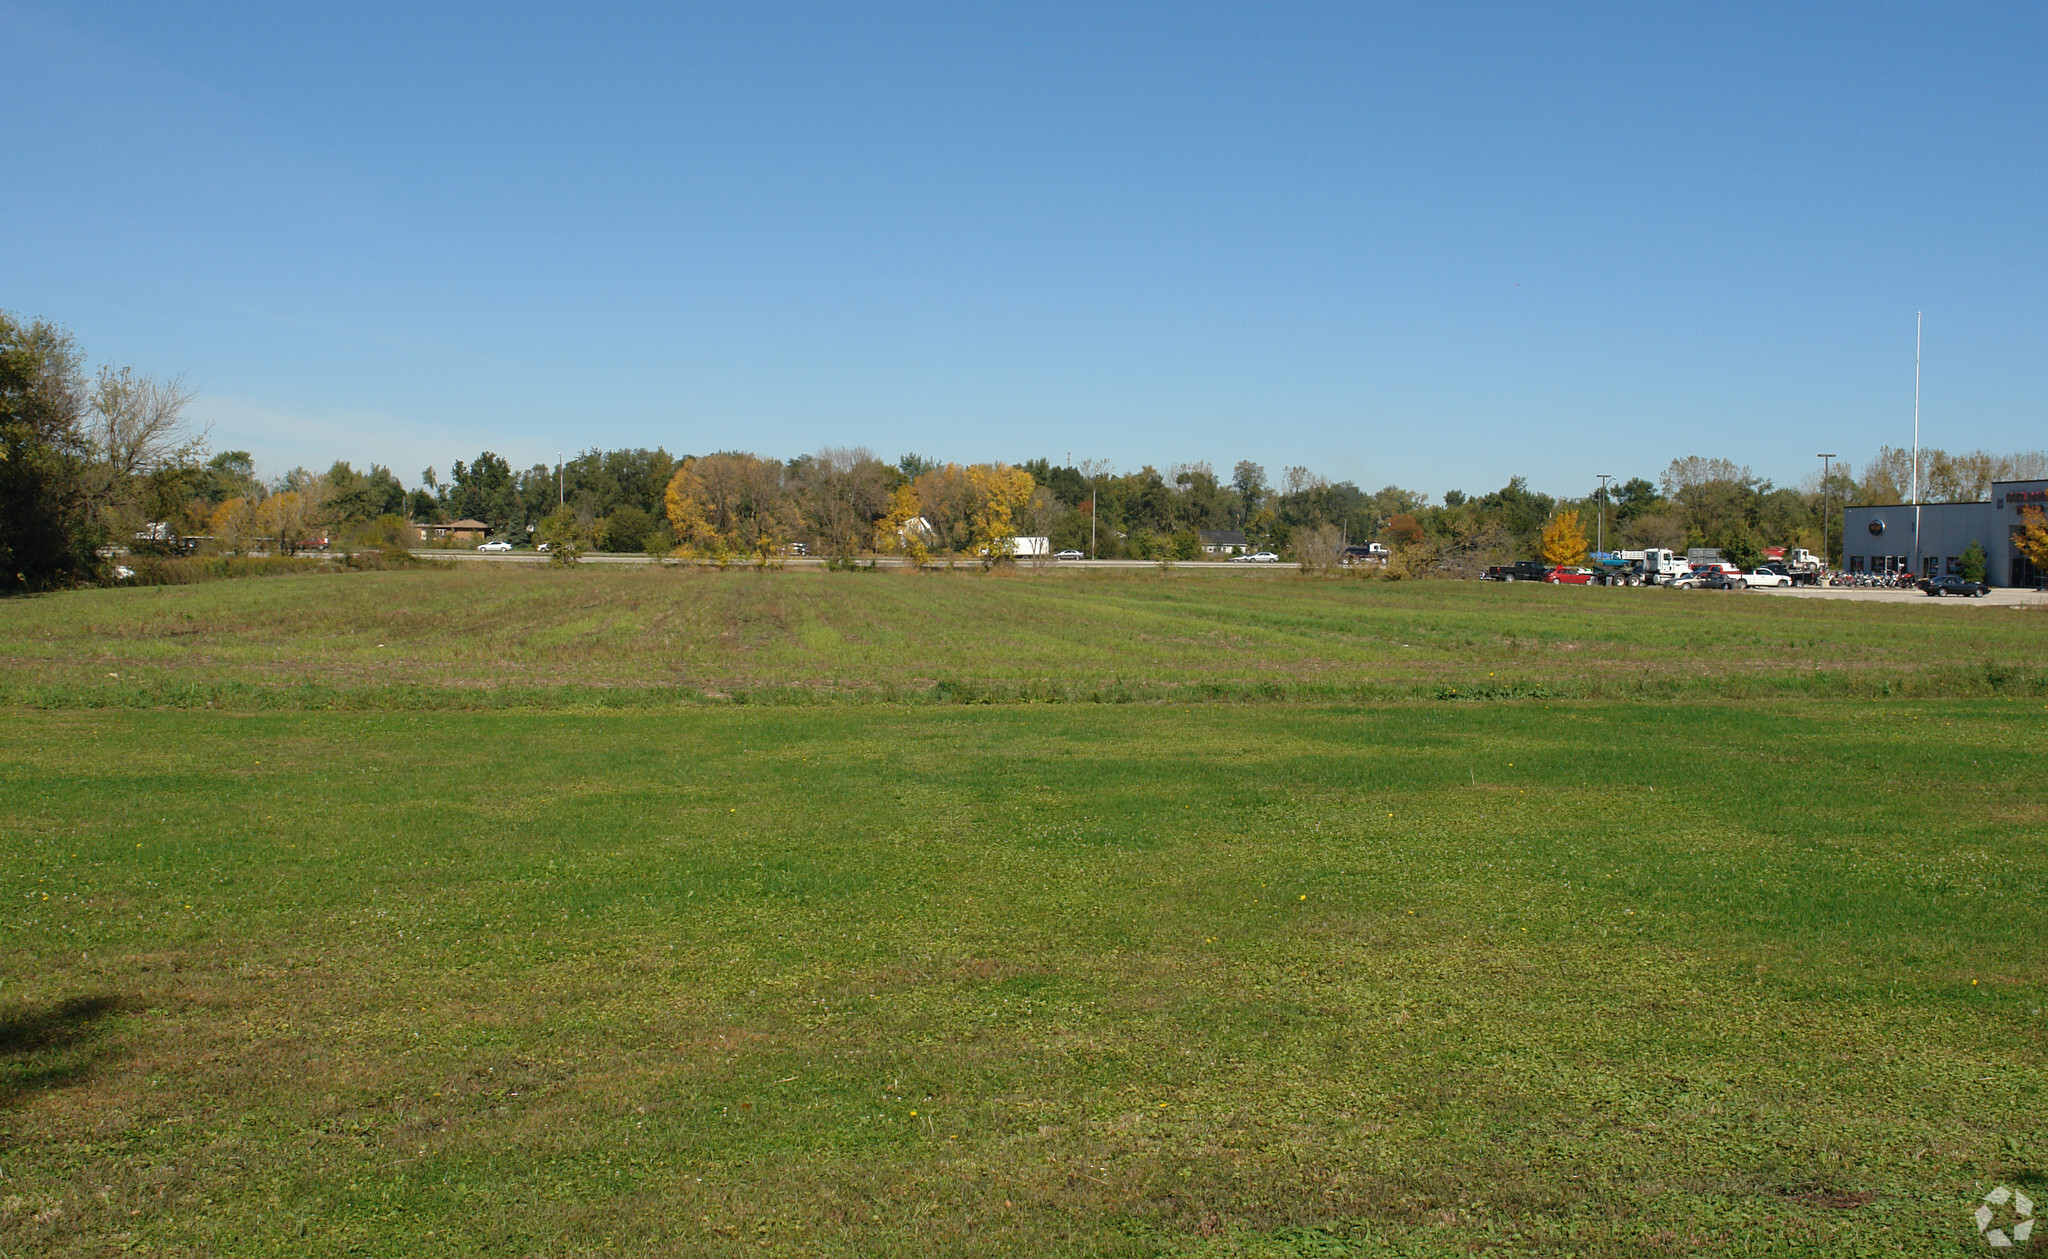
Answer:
[1540,508,1590,567]
[874,482,928,562]
[210,496,259,555]
[2017,506,2048,571]
[256,491,310,554]
[908,463,975,552]
[663,453,795,558]
[964,463,1036,561]
[663,460,715,554]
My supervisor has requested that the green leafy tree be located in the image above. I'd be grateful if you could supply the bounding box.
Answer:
[539,507,586,564]
[324,461,407,527]
[599,505,655,552]
[0,313,99,591]
[1959,540,1987,582]
[443,452,516,531]
[1231,461,1267,526]
[557,448,677,528]
[1716,525,1764,571]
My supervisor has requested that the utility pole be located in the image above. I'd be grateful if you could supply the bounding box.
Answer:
[1595,474,1613,556]
[1817,453,1836,570]
[557,452,564,508]
[1090,471,1097,560]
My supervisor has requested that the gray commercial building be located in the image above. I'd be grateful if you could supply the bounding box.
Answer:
[1841,479,2047,587]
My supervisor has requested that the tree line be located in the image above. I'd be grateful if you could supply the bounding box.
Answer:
[6,310,2046,588]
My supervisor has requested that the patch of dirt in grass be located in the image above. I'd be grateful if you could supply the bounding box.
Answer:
[1775,1183,1878,1210]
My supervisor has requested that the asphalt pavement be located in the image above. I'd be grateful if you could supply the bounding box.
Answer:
[410,550,1305,571]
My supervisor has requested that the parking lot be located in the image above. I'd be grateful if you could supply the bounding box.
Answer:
[1752,584,2048,606]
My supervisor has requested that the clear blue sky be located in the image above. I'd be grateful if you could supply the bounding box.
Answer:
[5,2,2042,500]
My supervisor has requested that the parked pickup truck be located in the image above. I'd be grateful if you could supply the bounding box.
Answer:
[1484,560,1552,582]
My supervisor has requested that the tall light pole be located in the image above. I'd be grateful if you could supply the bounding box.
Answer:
[1595,474,1613,556]
[557,451,564,508]
[1817,453,1836,570]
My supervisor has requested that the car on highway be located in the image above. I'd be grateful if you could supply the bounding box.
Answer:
[1544,566,1596,584]
[1055,549,1085,561]
[478,540,514,552]
[1921,575,1990,597]
[1245,551,1281,563]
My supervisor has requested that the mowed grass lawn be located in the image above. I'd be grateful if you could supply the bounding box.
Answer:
[2,572,2046,1256]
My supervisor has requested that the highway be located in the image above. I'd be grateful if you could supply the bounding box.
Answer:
[410,550,1304,572]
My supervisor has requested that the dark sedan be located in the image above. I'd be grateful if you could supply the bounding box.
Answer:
[1922,576,1990,597]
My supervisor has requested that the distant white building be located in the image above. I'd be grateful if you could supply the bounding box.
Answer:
[1841,479,2047,586]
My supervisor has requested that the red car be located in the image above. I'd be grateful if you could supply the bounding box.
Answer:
[1545,566,1596,584]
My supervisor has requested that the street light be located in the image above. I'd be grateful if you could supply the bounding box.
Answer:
[1817,454,1836,570]
[1595,474,1613,556]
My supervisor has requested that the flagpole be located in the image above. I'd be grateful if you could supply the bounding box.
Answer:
[1912,312,1922,577]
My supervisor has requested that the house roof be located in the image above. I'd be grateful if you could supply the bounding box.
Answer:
[441,518,491,530]
[1198,529,1247,545]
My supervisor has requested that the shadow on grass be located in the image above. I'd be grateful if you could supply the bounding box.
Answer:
[0,994,127,1109]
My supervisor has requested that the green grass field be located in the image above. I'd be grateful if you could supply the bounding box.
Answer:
[3,566,2045,708]
[3,570,2045,1256]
